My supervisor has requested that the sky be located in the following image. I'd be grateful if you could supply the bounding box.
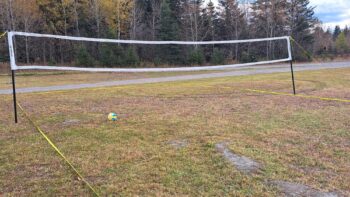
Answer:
[309,0,350,29]
[205,0,350,29]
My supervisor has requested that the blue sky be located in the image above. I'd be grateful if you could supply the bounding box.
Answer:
[309,0,350,29]
[206,0,350,29]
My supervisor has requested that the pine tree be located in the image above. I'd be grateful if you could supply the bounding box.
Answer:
[201,1,219,59]
[336,32,349,54]
[124,47,140,66]
[131,0,162,61]
[159,0,179,41]
[211,48,225,64]
[333,25,341,40]
[218,0,245,60]
[169,0,184,22]
[345,26,350,51]
[188,48,205,65]
[287,0,316,60]
[99,43,124,66]
[202,0,218,41]
[344,26,349,36]
[158,0,181,64]
[76,45,95,67]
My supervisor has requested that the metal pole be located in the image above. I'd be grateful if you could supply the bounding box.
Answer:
[11,70,18,123]
[288,37,296,95]
[290,60,296,95]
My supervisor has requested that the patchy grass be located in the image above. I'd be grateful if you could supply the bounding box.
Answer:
[0,68,349,196]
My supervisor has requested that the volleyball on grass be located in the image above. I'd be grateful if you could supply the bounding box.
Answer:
[108,113,118,121]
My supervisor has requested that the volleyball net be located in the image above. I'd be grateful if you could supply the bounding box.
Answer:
[7,31,292,72]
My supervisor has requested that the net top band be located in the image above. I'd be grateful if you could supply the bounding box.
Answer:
[9,31,290,45]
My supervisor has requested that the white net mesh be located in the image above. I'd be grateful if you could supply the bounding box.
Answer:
[8,31,292,72]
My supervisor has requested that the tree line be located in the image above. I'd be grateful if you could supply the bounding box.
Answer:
[0,0,349,67]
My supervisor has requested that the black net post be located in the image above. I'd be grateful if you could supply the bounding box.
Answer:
[11,70,18,123]
[289,37,296,95]
[290,60,296,95]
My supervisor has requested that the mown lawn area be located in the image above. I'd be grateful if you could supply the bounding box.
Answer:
[0,68,349,196]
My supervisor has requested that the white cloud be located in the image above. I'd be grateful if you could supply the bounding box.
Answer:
[310,0,350,14]
[310,0,350,29]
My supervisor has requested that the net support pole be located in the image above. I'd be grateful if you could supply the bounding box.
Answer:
[8,32,18,123]
[287,37,296,95]
[290,60,296,95]
[11,70,18,123]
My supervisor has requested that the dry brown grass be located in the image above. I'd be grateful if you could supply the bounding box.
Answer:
[0,68,349,196]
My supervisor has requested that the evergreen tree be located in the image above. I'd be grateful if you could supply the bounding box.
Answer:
[218,0,245,60]
[158,0,181,64]
[133,0,157,38]
[201,1,219,59]
[336,32,349,54]
[287,0,316,60]
[202,0,218,41]
[132,0,162,61]
[344,26,349,36]
[169,0,185,22]
[124,47,140,66]
[211,48,225,64]
[218,0,245,40]
[333,25,341,40]
[188,48,205,65]
[99,44,124,66]
[76,46,95,67]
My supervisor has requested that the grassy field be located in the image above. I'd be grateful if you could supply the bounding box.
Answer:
[0,68,349,196]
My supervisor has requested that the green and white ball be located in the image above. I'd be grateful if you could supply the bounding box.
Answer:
[108,113,118,121]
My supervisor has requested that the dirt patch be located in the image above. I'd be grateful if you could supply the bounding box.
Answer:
[215,142,262,174]
[63,119,80,126]
[269,180,343,197]
[0,63,10,74]
[167,140,188,149]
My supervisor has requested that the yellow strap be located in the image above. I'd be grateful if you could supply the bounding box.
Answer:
[17,102,100,196]
[0,32,7,39]
[245,89,350,103]
[290,36,313,60]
